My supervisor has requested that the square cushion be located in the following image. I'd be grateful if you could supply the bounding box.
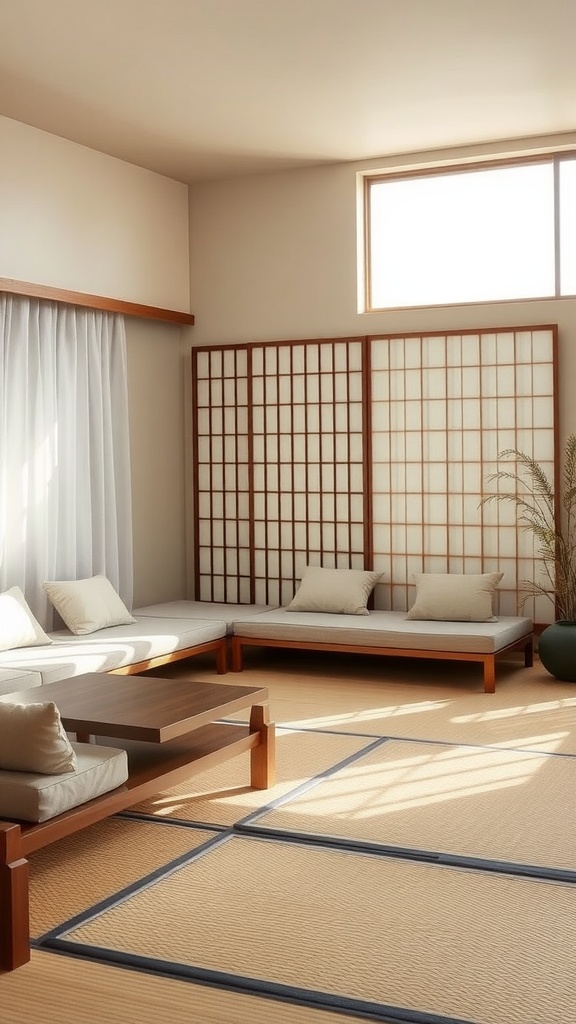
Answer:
[0,586,52,651]
[406,572,504,622]
[43,575,136,635]
[285,567,382,615]
[0,743,128,822]
[0,700,77,774]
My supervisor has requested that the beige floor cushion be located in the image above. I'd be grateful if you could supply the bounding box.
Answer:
[0,743,128,823]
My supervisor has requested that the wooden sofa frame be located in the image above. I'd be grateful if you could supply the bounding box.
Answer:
[231,633,534,694]
[108,636,228,677]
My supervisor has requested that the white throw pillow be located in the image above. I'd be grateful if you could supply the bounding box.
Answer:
[286,567,382,615]
[406,572,504,622]
[0,701,77,774]
[0,586,52,652]
[43,575,136,635]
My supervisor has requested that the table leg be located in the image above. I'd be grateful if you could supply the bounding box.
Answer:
[249,704,276,790]
[75,732,95,743]
[0,824,30,971]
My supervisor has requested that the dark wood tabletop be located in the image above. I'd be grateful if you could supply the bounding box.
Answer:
[5,673,269,743]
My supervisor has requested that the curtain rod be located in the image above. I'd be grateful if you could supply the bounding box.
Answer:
[0,277,195,326]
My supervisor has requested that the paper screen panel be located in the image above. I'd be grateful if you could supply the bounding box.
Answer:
[192,326,556,622]
[251,340,367,605]
[193,347,251,602]
[370,327,556,621]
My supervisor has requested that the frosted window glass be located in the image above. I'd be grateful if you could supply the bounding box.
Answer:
[196,437,210,463]
[278,348,291,374]
[306,405,320,432]
[334,375,349,402]
[349,434,364,463]
[306,375,320,402]
[372,370,389,400]
[279,406,292,433]
[292,346,306,373]
[369,163,555,309]
[560,160,576,294]
[222,466,235,493]
[279,375,293,402]
[265,377,278,403]
[320,375,334,402]
[294,523,308,547]
[279,434,292,462]
[224,437,236,461]
[320,346,333,371]
[299,464,316,492]
[294,494,308,521]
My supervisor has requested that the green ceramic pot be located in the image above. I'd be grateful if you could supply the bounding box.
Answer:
[538,621,576,682]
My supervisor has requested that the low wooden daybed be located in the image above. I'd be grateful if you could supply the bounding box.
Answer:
[230,609,534,693]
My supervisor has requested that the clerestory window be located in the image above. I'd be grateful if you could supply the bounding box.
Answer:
[363,154,576,311]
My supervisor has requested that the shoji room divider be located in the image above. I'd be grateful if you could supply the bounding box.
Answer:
[191,325,557,623]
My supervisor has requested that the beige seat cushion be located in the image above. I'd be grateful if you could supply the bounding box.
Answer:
[233,609,532,654]
[0,743,129,822]
[0,668,42,697]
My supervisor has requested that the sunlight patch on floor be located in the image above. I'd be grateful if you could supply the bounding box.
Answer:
[453,697,576,723]
[272,743,555,819]
[278,700,452,730]
[483,732,568,752]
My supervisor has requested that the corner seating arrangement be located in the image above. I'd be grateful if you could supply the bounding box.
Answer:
[0,574,532,969]
[0,591,533,703]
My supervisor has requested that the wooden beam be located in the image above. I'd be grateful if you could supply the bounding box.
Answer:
[0,277,194,326]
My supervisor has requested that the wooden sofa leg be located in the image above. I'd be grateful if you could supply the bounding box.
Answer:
[0,824,30,971]
[216,640,228,675]
[231,637,244,672]
[483,658,496,694]
[524,638,534,668]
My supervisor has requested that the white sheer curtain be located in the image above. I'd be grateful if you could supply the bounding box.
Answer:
[0,294,133,628]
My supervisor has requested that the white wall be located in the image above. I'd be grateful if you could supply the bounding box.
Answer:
[0,115,190,311]
[188,141,576,442]
[126,319,188,605]
[1,117,192,604]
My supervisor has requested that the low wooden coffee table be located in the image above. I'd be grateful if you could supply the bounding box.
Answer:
[0,673,275,971]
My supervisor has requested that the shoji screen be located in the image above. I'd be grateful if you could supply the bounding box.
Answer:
[370,327,557,621]
[192,325,556,621]
[193,347,252,603]
[192,338,369,606]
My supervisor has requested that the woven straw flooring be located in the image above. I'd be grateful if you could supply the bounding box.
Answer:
[7,650,576,1024]
[57,834,576,1024]
[29,817,218,935]
[129,727,372,825]
[0,950,362,1024]
[249,737,576,869]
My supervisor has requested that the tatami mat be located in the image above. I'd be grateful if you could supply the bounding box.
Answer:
[246,738,576,871]
[50,833,576,1024]
[128,727,373,826]
[11,654,576,1024]
[160,651,576,754]
[0,949,373,1024]
[29,817,217,936]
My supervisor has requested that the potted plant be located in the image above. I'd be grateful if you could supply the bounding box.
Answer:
[482,433,576,680]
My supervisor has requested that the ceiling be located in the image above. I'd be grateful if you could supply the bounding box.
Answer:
[2,0,576,185]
